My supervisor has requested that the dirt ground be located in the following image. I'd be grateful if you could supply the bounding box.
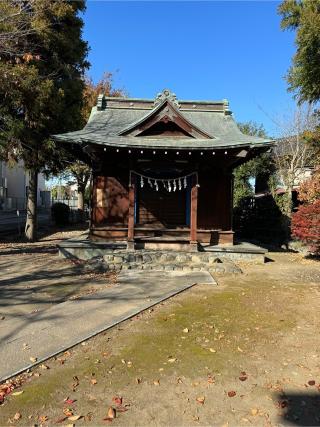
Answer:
[0,228,116,319]
[0,234,320,426]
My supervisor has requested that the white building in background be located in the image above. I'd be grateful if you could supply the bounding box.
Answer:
[0,160,49,210]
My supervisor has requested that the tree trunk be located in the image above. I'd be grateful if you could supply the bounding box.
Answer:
[77,184,85,222]
[25,169,38,241]
[282,187,293,248]
[77,188,84,211]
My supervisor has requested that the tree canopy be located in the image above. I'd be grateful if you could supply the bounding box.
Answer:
[278,0,320,104]
[0,0,89,240]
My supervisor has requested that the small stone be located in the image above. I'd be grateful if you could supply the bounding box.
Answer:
[191,255,201,263]
[135,254,143,263]
[143,254,152,263]
[177,255,188,263]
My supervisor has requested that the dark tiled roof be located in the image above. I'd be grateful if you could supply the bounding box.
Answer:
[53,90,273,150]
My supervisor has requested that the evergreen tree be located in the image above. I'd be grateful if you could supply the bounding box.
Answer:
[278,0,320,103]
[0,0,89,241]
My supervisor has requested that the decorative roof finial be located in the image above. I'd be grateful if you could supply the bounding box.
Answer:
[223,99,232,115]
[154,89,180,108]
[97,93,106,110]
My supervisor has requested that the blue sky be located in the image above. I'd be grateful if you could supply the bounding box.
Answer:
[82,1,296,137]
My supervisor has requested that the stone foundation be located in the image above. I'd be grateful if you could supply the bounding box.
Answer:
[58,238,266,274]
[100,250,242,275]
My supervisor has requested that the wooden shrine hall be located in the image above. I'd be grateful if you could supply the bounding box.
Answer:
[54,89,273,252]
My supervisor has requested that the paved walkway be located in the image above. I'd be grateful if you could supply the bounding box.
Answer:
[0,270,215,382]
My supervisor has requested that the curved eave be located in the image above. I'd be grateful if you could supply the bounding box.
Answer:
[53,134,274,151]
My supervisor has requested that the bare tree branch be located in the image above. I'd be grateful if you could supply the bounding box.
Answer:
[273,104,318,217]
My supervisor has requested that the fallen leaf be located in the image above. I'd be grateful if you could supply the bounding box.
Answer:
[63,408,73,417]
[196,396,205,404]
[116,405,129,413]
[239,372,248,381]
[107,407,116,419]
[68,415,82,421]
[112,396,122,406]
[64,398,76,405]
[12,391,24,396]
[40,364,49,370]
[207,375,215,384]
[84,412,94,422]
[278,400,288,409]
[227,390,236,397]
[54,416,67,423]
[71,376,79,391]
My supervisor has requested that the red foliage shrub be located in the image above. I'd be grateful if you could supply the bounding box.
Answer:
[291,200,320,254]
[298,167,320,203]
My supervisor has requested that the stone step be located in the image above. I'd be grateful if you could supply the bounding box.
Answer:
[103,252,224,265]
[105,261,241,274]
[87,250,243,275]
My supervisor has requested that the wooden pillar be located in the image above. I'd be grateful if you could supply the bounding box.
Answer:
[127,175,135,250]
[190,176,198,249]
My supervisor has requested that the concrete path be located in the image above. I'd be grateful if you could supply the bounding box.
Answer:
[0,270,215,382]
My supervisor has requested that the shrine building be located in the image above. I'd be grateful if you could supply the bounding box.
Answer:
[54,89,273,253]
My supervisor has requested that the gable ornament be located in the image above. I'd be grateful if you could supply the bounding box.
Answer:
[154,89,180,108]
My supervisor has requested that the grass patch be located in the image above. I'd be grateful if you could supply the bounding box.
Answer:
[0,282,297,422]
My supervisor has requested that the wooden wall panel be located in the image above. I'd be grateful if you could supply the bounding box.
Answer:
[92,175,129,225]
[198,172,232,230]
[137,187,187,227]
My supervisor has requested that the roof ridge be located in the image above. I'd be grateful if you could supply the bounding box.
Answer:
[102,96,227,104]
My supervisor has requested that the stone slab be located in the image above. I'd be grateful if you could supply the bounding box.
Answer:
[0,271,215,382]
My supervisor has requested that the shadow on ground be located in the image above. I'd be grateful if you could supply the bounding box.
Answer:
[276,392,320,426]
